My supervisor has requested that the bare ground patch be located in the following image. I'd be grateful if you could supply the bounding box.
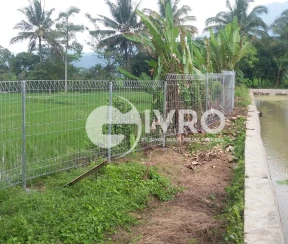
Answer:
[112,147,233,244]
[110,107,247,244]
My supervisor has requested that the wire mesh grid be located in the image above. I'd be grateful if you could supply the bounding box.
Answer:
[110,80,165,158]
[24,80,110,180]
[165,72,235,135]
[0,81,22,186]
[0,72,235,187]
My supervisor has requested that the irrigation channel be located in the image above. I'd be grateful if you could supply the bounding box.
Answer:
[255,95,288,243]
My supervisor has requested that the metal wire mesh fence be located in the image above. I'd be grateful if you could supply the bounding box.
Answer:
[0,81,22,185]
[0,71,235,187]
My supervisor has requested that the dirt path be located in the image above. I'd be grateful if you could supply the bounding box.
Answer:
[112,106,247,244]
[113,146,233,244]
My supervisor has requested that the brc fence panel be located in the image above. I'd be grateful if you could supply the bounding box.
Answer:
[24,80,110,180]
[165,73,207,136]
[165,72,235,135]
[110,80,165,158]
[0,81,22,186]
[222,71,236,114]
[0,71,235,188]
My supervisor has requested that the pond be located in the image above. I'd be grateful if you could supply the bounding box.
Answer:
[255,95,288,243]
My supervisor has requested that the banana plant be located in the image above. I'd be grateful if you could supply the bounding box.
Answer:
[207,16,251,72]
[117,2,199,80]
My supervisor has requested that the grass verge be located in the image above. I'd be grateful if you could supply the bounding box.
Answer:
[0,162,179,244]
[223,118,245,243]
[222,85,249,243]
[235,85,251,107]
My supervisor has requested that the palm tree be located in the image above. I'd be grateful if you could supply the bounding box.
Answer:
[271,9,288,38]
[270,11,288,86]
[87,0,142,68]
[11,0,57,62]
[205,0,268,37]
[144,0,198,35]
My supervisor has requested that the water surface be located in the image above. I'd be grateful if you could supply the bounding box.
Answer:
[255,95,288,243]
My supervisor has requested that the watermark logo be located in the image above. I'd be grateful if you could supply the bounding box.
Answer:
[86,96,142,157]
[86,96,225,158]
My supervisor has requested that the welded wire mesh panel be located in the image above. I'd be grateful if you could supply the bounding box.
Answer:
[110,80,165,157]
[0,81,22,186]
[165,72,235,132]
[206,73,225,126]
[207,73,223,111]
[24,80,110,179]
[222,71,235,114]
[0,72,236,187]
[165,73,207,135]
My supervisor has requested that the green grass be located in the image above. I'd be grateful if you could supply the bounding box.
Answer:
[222,118,245,243]
[277,180,288,185]
[0,90,154,183]
[0,162,179,244]
[235,85,251,107]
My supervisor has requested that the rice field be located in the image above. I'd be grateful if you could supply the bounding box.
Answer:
[0,77,233,186]
[0,89,155,185]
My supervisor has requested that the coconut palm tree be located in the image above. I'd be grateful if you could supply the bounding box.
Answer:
[205,0,268,37]
[10,0,57,62]
[271,9,288,38]
[87,0,142,68]
[144,0,198,35]
[270,10,288,86]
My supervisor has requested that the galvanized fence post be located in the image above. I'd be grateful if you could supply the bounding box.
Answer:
[222,72,225,114]
[232,71,236,110]
[206,73,209,112]
[163,80,167,147]
[21,81,27,189]
[108,82,113,163]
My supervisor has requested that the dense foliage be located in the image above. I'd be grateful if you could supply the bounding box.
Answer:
[1,0,288,87]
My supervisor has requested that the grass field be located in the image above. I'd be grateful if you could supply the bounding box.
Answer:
[0,89,155,184]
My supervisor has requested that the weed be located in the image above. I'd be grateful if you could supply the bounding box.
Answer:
[209,193,216,201]
[222,118,245,243]
[189,239,197,244]
[0,162,180,243]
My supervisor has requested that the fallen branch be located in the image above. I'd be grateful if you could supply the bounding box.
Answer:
[64,161,108,187]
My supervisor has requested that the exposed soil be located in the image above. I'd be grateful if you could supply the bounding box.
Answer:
[111,107,247,244]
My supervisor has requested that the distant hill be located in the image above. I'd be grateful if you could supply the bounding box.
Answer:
[262,1,288,25]
[73,53,103,69]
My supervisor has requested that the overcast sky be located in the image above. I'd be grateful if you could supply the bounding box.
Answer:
[0,0,287,53]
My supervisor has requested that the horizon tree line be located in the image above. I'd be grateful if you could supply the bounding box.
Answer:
[0,0,288,87]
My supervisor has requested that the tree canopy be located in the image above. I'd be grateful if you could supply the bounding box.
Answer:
[2,0,288,87]
[205,0,268,37]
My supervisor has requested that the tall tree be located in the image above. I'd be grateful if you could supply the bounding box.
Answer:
[205,0,268,37]
[144,0,198,35]
[118,2,198,79]
[11,52,40,77]
[271,9,288,39]
[10,0,57,62]
[269,9,288,87]
[86,0,142,68]
[0,46,14,74]
[56,7,84,91]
